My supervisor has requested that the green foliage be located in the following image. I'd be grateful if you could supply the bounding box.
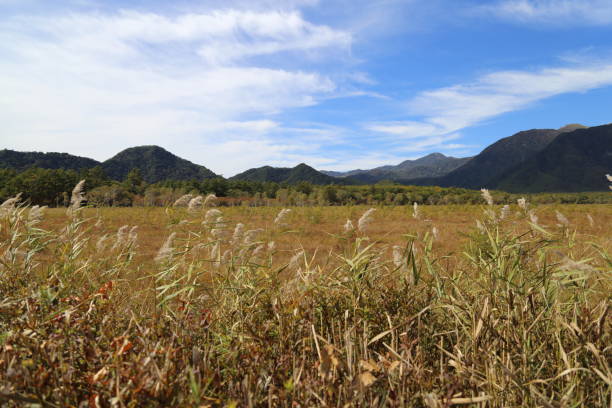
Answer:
[231,163,342,185]
[432,128,561,189]
[494,123,612,192]
[101,145,217,183]
[0,149,99,172]
[2,167,611,207]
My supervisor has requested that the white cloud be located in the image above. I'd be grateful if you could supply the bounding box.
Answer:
[366,121,444,139]
[483,0,612,25]
[409,62,612,131]
[0,8,351,173]
[368,60,612,150]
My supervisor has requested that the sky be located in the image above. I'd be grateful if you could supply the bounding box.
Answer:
[1,0,612,176]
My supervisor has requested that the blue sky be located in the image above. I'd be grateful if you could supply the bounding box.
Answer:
[1,0,612,176]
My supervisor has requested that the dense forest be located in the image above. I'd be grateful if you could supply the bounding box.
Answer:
[1,166,610,207]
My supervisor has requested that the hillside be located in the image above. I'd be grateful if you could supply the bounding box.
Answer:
[492,123,612,192]
[323,153,471,183]
[0,149,100,171]
[431,128,565,189]
[102,146,217,183]
[231,163,341,184]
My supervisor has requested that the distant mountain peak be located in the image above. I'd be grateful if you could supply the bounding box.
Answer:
[102,145,217,183]
[231,162,340,184]
[558,124,588,133]
[423,152,447,158]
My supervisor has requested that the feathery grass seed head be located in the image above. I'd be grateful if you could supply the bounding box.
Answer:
[173,194,193,207]
[358,208,376,233]
[274,208,292,226]
[480,188,493,206]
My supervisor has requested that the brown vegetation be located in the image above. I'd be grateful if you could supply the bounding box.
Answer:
[1,192,610,407]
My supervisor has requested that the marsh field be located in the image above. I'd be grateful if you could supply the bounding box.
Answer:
[1,197,611,407]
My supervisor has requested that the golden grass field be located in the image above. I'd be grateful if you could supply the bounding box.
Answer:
[41,203,612,270]
[1,196,611,407]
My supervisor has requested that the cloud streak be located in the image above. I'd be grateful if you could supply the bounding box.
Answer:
[483,0,612,26]
[368,60,612,149]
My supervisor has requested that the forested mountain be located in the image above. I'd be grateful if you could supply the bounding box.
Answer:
[1,122,609,193]
[231,163,342,184]
[0,149,100,171]
[101,146,217,183]
[492,123,612,192]
[323,153,471,183]
[431,128,563,189]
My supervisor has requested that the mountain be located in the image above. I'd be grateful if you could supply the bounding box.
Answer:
[430,128,566,189]
[101,146,217,183]
[492,123,612,192]
[0,149,100,171]
[322,153,471,183]
[231,163,342,184]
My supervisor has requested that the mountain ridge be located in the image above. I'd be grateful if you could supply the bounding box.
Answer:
[321,153,472,183]
[101,145,217,183]
[492,123,612,192]
[1,122,609,192]
[231,163,343,185]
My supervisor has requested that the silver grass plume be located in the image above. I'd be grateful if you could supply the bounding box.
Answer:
[288,250,304,271]
[343,219,354,233]
[555,210,569,227]
[558,256,597,273]
[252,244,265,257]
[431,226,439,241]
[96,234,109,251]
[155,232,176,263]
[203,194,217,207]
[517,197,528,211]
[210,241,220,259]
[221,249,231,263]
[173,194,193,207]
[204,209,223,224]
[28,205,46,224]
[69,180,86,211]
[243,229,263,246]
[480,188,493,206]
[412,202,421,220]
[231,223,245,245]
[274,208,291,226]
[1,193,21,210]
[187,195,203,213]
[211,228,228,240]
[128,226,138,245]
[357,208,376,233]
[528,210,539,226]
[586,214,594,227]
[476,220,485,232]
[392,245,403,269]
[112,225,129,250]
[210,242,221,269]
[500,204,510,220]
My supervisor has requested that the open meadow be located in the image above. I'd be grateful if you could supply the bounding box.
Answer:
[1,193,611,407]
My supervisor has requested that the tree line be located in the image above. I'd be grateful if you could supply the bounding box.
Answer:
[1,166,610,207]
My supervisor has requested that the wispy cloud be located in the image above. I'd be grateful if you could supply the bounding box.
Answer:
[368,60,612,150]
[482,0,612,26]
[0,7,352,174]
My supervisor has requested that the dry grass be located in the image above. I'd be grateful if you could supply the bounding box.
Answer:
[1,198,611,407]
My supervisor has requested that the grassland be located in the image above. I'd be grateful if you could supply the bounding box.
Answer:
[1,193,611,407]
